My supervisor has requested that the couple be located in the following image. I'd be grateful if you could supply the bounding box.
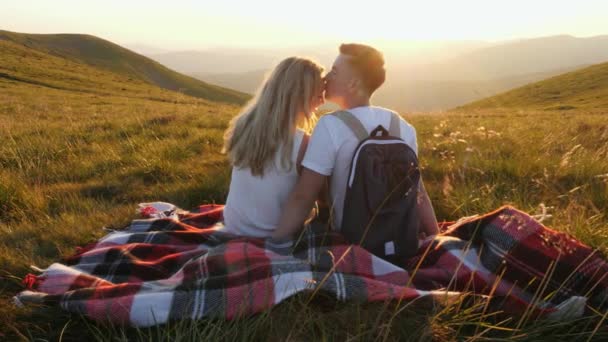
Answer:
[221,43,439,255]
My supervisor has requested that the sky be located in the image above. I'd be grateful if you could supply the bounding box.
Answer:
[2,0,608,50]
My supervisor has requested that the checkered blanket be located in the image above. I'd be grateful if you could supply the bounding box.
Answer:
[15,205,607,327]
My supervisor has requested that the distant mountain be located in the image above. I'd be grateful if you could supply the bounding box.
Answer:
[401,35,608,81]
[151,49,283,74]
[379,35,608,111]
[192,69,268,94]
[124,44,171,55]
[456,62,608,111]
[149,41,492,75]
[171,35,608,111]
[0,30,248,104]
[190,66,582,112]
[372,66,585,112]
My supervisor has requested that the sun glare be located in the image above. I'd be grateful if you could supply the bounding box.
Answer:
[1,0,607,48]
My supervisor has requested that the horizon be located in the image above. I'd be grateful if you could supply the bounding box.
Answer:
[2,0,608,51]
[3,27,608,54]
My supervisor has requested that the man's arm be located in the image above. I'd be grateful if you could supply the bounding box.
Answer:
[417,178,439,236]
[272,168,328,241]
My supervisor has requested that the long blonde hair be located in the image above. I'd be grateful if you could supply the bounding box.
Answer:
[223,57,324,176]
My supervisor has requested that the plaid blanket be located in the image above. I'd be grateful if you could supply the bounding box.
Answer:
[15,204,608,327]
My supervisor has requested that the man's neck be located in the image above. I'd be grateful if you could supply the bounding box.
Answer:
[342,97,371,110]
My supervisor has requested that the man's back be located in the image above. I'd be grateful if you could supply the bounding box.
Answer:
[302,106,418,230]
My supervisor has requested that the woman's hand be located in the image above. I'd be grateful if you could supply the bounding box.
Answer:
[304,202,318,225]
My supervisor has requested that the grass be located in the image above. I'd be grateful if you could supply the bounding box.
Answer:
[1,64,608,339]
[2,87,607,340]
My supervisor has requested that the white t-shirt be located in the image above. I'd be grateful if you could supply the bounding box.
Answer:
[222,130,305,238]
[301,106,418,230]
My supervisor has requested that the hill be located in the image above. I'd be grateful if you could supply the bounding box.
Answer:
[456,61,608,111]
[0,29,249,104]
[0,39,188,101]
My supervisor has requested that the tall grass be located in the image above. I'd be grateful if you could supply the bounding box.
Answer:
[1,82,607,340]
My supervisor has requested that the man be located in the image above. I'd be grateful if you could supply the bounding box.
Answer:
[272,43,438,242]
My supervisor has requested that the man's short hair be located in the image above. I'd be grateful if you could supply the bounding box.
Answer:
[340,43,386,95]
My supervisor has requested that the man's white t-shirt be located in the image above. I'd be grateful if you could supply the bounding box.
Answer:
[301,106,418,230]
[222,130,305,238]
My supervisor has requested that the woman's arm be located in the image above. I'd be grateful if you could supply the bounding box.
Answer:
[296,133,319,224]
[272,168,327,241]
[296,133,309,176]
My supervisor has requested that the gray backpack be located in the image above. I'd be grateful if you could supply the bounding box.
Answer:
[332,111,421,262]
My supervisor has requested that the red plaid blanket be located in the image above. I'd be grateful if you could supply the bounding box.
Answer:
[15,205,608,327]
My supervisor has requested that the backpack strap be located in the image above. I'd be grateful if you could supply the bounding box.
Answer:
[389,112,401,137]
[331,111,368,141]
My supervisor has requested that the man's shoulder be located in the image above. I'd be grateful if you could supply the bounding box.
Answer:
[323,107,396,121]
[375,106,415,128]
[316,111,343,126]
[371,106,407,120]
[369,106,417,137]
[322,109,356,117]
[319,107,412,128]
[372,105,398,115]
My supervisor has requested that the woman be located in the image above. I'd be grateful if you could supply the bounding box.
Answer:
[220,57,325,238]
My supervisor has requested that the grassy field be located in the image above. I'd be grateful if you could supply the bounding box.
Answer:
[1,75,607,340]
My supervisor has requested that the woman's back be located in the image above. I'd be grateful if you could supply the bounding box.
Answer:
[222,130,304,237]
[221,56,324,238]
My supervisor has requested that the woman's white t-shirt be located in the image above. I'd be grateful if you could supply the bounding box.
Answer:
[301,106,418,231]
[221,130,305,238]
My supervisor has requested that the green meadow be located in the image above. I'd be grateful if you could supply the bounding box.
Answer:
[1,32,608,341]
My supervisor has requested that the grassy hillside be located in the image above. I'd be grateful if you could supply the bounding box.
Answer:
[0,29,249,104]
[457,62,608,111]
[0,39,196,102]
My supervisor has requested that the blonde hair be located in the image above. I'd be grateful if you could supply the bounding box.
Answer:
[223,57,324,177]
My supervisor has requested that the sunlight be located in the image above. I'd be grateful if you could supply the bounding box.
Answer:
[201,0,607,43]
[2,0,607,48]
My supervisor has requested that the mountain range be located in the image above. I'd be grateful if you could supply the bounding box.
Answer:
[147,35,608,111]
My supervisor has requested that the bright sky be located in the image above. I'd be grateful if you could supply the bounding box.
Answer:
[2,0,607,49]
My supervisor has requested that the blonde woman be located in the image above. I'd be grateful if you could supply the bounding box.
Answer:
[221,57,325,238]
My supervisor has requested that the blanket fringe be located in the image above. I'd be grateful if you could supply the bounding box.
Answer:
[30,265,44,273]
[13,291,45,306]
[12,295,24,308]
